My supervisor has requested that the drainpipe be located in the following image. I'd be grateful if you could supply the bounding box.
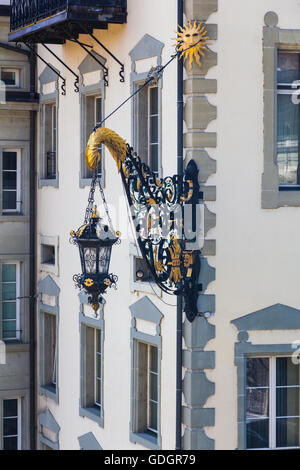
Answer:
[29,46,37,450]
[176,0,184,451]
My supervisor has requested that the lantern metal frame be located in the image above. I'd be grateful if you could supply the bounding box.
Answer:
[70,175,120,312]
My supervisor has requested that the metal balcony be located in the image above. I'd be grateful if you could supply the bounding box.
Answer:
[9,0,127,43]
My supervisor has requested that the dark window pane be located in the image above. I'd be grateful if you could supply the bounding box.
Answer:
[276,417,299,448]
[3,301,16,319]
[150,116,158,143]
[3,191,16,210]
[3,399,17,417]
[246,419,269,449]
[3,171,16,190]
[2,282,16,301]
[150,87,158,115]
[1,70,16,86]
[277,357,300,386]
[3,436,18,450]
[3,152,17,171]
[95,98,102,124]
[150,373,158,402]
[3,417,18,436]
[149,401,158,431]
[150,145,158,173]
[246,388,269,419]
[150,346,158,372]
[277,94,300,185]
[2,320,17,338]
[246,358,269,387]
[278,52,300,84]
[2,264,16,282]
[276,387,300,417]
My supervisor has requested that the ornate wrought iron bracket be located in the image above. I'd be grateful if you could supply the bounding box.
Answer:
[79,24,125,83]
[23,41,66,95]
[70,36,109,86]
[41,43,79,93]
[120,146,202,322]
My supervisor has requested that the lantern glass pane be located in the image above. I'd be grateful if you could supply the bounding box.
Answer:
[84,247,97,274]
[98,246,111,274]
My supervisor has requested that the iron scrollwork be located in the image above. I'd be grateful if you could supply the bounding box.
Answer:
[120,146,202,322]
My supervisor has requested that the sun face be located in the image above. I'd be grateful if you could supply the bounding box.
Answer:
[175,21,210,71]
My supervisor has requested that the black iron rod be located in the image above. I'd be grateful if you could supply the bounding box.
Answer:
[176,0,184,452]
[79,23,123,67]
[41,43,79,79]
[24,42,65,82]
[70,37,108,74]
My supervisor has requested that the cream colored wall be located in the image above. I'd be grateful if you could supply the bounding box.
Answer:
[35,0,300,451]
[36,0,177,450]
[206,0,300,450]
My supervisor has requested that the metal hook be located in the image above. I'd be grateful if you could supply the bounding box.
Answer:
[61,79,66,96]
[119,64,125,83]
[104,69,109,87]
[74,76,79,93]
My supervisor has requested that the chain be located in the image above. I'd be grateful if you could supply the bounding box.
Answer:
[84,173,97,224]
[98,179,114,231]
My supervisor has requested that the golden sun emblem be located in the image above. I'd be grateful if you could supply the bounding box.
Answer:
[175,21,210,71]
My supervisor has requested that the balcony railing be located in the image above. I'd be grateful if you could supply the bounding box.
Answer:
[10,0,127,42]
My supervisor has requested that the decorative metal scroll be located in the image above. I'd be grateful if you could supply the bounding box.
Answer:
[120,145,202,322]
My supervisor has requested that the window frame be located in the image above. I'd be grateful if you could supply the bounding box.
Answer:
[246,355,300,450]
[2,398,22,450]
[40,235,59,276]
[39,97,59,188]
[1,261,20,342]
[2,148,21,214]
[38,275,60,404]
[79,300,104,427]
[0,68,20,88]
[262,24,300,208]
[133,80,162,177]
[79,86,105,188]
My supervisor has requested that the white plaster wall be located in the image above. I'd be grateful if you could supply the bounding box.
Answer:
[36,0,177,450]
[208,0,300,450]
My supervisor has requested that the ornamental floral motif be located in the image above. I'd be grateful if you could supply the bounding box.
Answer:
[84,278,94,287]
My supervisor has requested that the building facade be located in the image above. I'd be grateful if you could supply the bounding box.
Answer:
[3,0,300,450]
[0,0,38,450]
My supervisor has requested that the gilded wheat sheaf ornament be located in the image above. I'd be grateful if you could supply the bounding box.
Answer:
[175,20,210,71]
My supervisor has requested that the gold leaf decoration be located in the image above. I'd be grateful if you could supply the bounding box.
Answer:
[85,127,127,172]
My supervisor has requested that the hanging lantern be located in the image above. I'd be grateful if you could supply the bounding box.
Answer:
[70,178,120,313]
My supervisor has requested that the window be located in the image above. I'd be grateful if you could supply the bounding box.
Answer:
[134,256,154,284]
[42,102,57,180]
[2,149,21,214]
[40,235,59,275]
[41,312,57,394]
[2,399,21,450]
[82,94,102,180]
[246,356,300,449]
[277,52,300,187]
[1,263,20,341]
[134,341,159,439]
[80,324,103,423]
[135,85,160,174]
[129,243,156,295]
[41,244,55,266]
[0,68,20,87]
